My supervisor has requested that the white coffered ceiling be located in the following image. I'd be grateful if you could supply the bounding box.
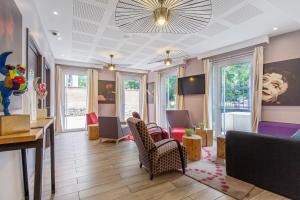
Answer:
[33,0,300,70]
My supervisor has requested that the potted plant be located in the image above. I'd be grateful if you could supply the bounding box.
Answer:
[198,122,206,130]
[185,128,195,137]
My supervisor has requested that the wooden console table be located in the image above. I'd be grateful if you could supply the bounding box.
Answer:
[0,128,44,200]
[0,117,56,200]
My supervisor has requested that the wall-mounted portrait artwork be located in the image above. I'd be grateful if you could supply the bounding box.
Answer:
[263,58,300,106]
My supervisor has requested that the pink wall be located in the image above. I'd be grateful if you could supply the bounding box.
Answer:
[262,30,300,124]
[183,58,204,125]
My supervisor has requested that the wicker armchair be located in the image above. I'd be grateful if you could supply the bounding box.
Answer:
[127,117,187,180]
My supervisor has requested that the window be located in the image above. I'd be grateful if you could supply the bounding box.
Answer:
[212,56,252,136]
[121,76,142,121]
[62,71,88,131]
[160,70,177,128]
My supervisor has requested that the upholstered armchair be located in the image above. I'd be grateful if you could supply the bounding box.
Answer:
[131,112,169,142]
[127,117,187,180]
[99,116,130,144]
[166,110,195,142]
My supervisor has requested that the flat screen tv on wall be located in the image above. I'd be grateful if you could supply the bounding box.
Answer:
[178,74,205,95]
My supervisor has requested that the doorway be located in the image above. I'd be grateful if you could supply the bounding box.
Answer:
[213,59,252,136]
[62,71,88,131]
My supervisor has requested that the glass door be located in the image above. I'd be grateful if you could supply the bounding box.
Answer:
[62,71,88,131]
[121,75,142,121]
[213,60,252,136]
[160,71,177,128]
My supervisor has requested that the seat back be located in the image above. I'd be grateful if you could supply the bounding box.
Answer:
[166,110,193,128]
[99,116,122,139]
[86,112,98,125]
[132,112,141,119]
[127,118,155,168]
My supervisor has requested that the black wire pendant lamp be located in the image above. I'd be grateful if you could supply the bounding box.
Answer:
[115,0,212,34]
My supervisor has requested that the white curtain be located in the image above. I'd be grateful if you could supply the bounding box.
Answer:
[55,66,63,132]
[155,72,161,123]
[176,66,185,110]
[115,72,122,116]
[252,46,264,132]
[88,69,99,116]
[141,74,148,123]
[203,59,212,129]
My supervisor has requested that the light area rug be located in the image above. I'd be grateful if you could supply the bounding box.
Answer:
[186,147,255,200]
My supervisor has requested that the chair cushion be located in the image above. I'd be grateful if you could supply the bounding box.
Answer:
[86,112,98,125]
[171,128,186,142]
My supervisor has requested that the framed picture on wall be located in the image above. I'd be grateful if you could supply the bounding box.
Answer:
[98,80,116,104]
[0,0,23,112]
[263,58,300,106]
[147,82,155,104]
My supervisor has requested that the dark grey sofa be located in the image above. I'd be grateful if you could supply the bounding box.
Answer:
[226,131,300,200]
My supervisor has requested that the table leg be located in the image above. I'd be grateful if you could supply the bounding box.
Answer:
[50,123,55,194]
[34,139,44,200]
[21,149,29,200]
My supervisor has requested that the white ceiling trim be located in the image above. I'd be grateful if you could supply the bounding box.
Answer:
[56,59,103,69]
[197,35,270,59]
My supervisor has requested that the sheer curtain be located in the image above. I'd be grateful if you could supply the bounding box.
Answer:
[155,72,161,123]
[176,66,185,110]
[55,66,63,132]
[252,46,264,132]
[88,69,99,115]
[203,59,212,129]
[115,72,122,116]
[141,74,148,123]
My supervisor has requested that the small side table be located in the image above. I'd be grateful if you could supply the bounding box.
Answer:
[217,135,226,159]
[195,128,213,147]
[182,135,202,161]
[88,124,99,140]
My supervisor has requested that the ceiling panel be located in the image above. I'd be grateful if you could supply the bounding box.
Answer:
[73,0,106,23]
[72,32,95,43]
[200,22,229,36]
[224,4,263,24]
[72,19,99,34]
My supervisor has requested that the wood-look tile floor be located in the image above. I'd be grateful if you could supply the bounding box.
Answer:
[40,132,288,200]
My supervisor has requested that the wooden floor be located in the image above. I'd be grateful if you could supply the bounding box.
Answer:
[41,132,288,200]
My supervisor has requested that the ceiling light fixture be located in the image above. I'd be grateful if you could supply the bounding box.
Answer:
[58,37,62,40]
[115,0,212,34]
[53,11,59,15]
[164,50,172,66]
[108,54,116,71]
[273,27,278,31]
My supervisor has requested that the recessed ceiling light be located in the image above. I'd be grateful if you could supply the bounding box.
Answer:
[273,27,278,31]
[53,11,59,15]
[61,54,65,57]
[58,37,62,40]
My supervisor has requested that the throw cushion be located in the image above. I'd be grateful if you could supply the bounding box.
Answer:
[291,129,300,140]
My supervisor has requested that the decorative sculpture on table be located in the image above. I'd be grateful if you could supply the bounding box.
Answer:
[0,51,30,136]
[33,77,48,119]
[0,52,28,115]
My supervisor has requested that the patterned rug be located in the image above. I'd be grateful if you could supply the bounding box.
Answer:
[186,147,255,200]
